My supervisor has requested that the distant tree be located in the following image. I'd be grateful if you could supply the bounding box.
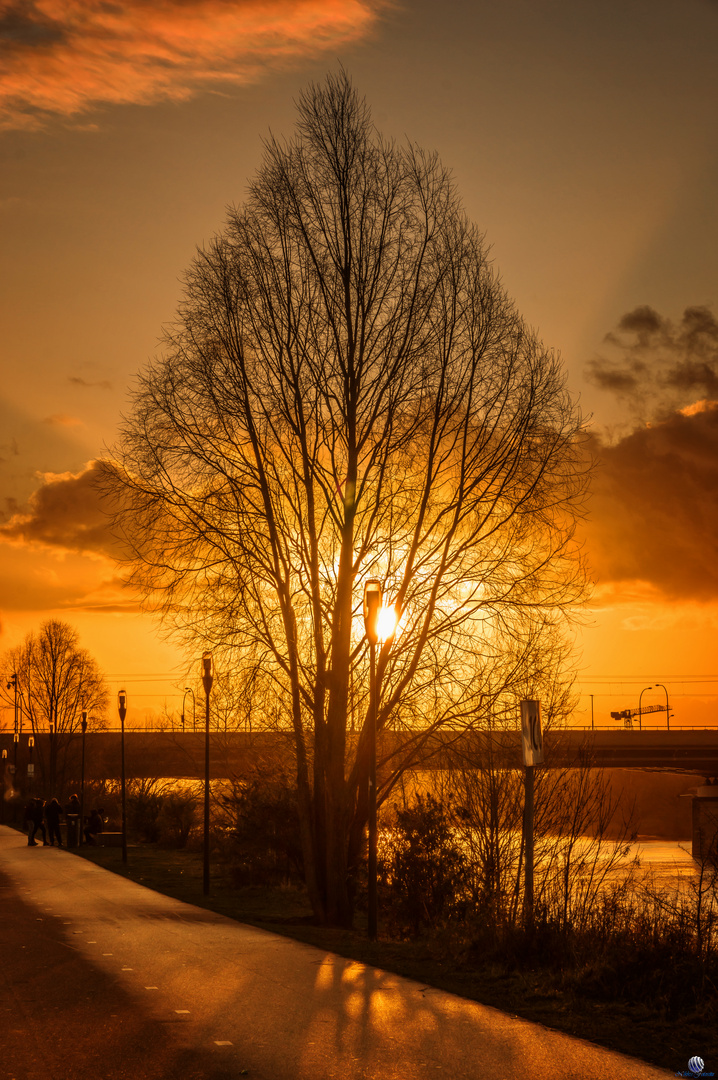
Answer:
[104,72,588,926]
[1,619,108,795]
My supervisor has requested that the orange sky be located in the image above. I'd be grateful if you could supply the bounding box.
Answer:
[1,0,717,727]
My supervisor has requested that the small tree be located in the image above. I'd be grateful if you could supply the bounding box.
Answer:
[1,619,108,797]
[105,72,588,926]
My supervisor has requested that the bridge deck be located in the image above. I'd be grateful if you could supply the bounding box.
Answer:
[2,728,718,782]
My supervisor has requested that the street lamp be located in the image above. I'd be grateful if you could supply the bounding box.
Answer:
[27,735,34,797]
[363,579,397,941]
[117,690,128,864]
[655,683,670,731]
[182,687,196,734]
[201,652,214,896]
[638,685,653,731]
[80,710,88,846]
[1,748,6,824]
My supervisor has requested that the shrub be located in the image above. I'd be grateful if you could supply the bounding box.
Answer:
[157,791,198,848]
[218,773,303,886]
[379,793,470,937]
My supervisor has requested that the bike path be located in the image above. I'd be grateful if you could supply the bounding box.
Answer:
[0,826,672,1080]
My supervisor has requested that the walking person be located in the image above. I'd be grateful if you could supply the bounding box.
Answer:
[26,798,47,846]
[45,798,63,847]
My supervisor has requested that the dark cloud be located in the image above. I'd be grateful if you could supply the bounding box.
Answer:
[582,402,718,601]
[0,0,385,131]
[0,459,121,558]
[586,304,718,419]
[69,376,112,390]
[0,4,66,48]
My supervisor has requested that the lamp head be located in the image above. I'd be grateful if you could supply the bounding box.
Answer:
[28,735,34,749]
[363,579,382,645]
[201,652,214,694]
[117,689,127,723]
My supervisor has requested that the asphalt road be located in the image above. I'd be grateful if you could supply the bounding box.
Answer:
[0,826,672,1080]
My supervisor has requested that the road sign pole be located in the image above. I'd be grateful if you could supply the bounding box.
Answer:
[520,699,543,931]
[524,764,534,929]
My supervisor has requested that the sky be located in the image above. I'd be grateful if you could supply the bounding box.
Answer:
[1,0,717,727]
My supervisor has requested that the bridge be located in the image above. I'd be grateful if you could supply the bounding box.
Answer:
[2,726,718,785]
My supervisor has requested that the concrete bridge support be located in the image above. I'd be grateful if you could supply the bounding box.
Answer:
[692,783,718,861]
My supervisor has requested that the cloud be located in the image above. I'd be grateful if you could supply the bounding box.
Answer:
[0,543,138,612]
[69,376,112,390]
[586,305,718,421]
[43,413,83,427]
[582,401,718,602]
[0,459,120,557]
[0,0,385,130]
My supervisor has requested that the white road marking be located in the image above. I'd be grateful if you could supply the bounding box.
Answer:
[175,1010,190,1014]
[214,1041,233,1046]
[145,986,158,990]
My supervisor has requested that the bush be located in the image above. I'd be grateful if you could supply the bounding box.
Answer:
[378,793,470,937]
[126,779,168,843]
[157,791,198,848]
[218,773,303,886]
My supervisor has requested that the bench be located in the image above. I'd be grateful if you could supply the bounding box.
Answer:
[96,832,123,848]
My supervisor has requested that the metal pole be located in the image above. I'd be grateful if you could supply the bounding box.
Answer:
[203,690,210,894]
[524,764,534,928]
[201,654,214,896]
[80,712,87,846]
[368,640,378,941]
[655,683,670,730]
[121,717,127,863]
[1,749,6,824]
[590,694,594,731]
[638,686,652,731]
[28,736,34,798]
[118,691,128,864]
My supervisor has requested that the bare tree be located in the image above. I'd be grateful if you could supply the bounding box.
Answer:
[104,72,588,925]
[1,619,108,796]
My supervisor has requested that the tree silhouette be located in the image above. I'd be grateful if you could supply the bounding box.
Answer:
[1,619,108,796]
[105,72,587,925]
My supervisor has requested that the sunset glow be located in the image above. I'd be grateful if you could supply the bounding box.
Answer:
[1,0,717,730]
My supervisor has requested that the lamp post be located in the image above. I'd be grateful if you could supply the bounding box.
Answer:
[201,653,214,896]
[655,683,670,730]
[363,579,397,941]
[182,687,195,734]
[1,748,6,824]
[12,731,18,781]
[638,685,653,731]
[117,690,128,864]
[80,710,88,846]
[27,735,34,797]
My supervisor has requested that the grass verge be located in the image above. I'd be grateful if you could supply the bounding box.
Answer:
[75,841,715,1074]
